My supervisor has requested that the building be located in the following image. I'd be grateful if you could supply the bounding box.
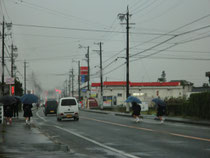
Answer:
[91,81,193,106]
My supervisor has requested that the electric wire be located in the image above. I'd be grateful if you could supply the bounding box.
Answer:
[104,28,210,75]
[2,0,11,20]
[131,33,210,62]
[130,25,210,58]
[9,0,109,29]
[132,0,158,15]
[92,14,210,76]
[136,0,183,24]
[12,23,176,36]
[130,0,152,13]
[130,14,210,50]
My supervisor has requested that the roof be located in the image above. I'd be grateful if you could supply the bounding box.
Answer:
[170,80,193,86]
[91,81,180,87]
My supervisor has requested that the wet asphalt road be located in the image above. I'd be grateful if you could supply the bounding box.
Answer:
[33,108,210,158]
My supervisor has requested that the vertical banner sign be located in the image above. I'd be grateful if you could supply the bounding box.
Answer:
[80,66,88,83]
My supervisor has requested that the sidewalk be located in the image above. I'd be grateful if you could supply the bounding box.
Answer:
[0,112,70,158]
[81,109,210,126]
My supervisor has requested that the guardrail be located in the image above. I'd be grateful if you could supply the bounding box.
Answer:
[0,105,3,124]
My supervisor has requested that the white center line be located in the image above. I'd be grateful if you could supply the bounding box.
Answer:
[54,125,141,158]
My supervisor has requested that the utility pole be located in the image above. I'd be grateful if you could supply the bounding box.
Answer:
[94,42,103,109]
[24,60,27,94]
[78,61,81,102]
[68,73,71,96]
[87,46,90,92]
[71,68,74,97]
[11,44,14,78]
[118,6,134,112]
[65,80,68,97]
[1,17,5,95]
[126,7,130,99]
[99,42,103,109]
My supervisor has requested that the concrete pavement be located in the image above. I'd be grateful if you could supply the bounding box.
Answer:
[81,108,210,126]
[0,111,70,158]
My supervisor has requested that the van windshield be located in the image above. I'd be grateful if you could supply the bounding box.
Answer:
[61,99,76,106]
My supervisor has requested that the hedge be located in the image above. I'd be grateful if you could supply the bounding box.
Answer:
[165,92,210,120]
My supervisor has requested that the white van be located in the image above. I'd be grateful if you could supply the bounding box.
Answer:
[57,97,79,121]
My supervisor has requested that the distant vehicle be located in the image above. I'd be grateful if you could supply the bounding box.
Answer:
[44,99,58,116]
[57,97,79,121]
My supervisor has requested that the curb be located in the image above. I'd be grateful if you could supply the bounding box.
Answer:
[81,109,210,127]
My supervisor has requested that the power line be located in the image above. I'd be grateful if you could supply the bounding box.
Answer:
[132,0,158,15]
[131,33,210,62]
[2,0,11,20]
[130,14,210,50]
[93,14,210,77]
[130,24,210,58]
[133,55,210,61]
[12,23,176,36]
[103,30,210,76]
[9,0,109,29]
[103,62,125,76]
[136,0,183,25]
[130,0,152,13]
[131,48,210,54]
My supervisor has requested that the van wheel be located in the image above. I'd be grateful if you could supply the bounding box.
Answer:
[74,117,79,121]
[45,113,47,116]
[57,118,61,121]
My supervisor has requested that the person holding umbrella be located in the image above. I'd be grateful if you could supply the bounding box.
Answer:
[0,95,17,125]
[131,102,141,123]
[20,94,38,125]
[23,103,33,125]
[152,98,166,124]
[125,96,142,123]
[4,103,14,125]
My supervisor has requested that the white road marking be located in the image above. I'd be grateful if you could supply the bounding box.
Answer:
[54,125,141,158]
[36,109,140,157]
[36,110,47,122]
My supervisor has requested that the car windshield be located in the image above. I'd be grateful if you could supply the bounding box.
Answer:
[61,99,76,106]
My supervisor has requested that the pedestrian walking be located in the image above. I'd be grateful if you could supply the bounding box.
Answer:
[23,104,33,125]
[131,102,141,123]
[4,104,14,125]
[156,103,166,124]
[152,98,166,124]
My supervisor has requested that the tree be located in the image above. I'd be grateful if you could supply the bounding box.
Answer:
[158,71,166,82]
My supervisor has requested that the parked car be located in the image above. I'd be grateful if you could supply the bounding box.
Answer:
[57,97,79,121]
[44,99,58,116]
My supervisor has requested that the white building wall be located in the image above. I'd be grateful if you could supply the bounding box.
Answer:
[95,85,186,106]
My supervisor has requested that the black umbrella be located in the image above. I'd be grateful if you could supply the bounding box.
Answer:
[0,95,17,106]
